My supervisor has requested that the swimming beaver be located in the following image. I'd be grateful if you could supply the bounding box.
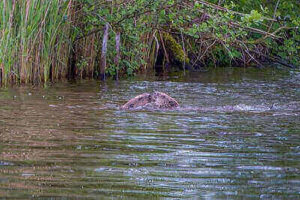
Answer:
[121,92,179,110]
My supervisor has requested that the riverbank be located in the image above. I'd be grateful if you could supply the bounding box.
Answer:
[0,1,298,85]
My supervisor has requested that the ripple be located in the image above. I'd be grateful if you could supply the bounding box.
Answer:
[0,70,299,199]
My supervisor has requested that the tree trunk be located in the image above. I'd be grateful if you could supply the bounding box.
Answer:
[0,67,2,86]
[100,23,109,80]
[114,31,121,80]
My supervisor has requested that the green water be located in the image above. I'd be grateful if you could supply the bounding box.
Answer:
[0,68,299,199]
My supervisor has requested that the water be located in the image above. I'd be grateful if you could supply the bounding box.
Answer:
[0,68,299,199]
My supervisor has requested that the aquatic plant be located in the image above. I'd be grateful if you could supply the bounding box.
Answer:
[0,0,72,85]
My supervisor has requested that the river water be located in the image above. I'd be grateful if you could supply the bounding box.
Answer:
[0,68,299,199]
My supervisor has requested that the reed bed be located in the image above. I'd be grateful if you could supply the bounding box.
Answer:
[0,0,72,85]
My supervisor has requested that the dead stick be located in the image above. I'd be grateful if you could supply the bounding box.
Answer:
[100,23,109,80]
[114,31,121,80]
[159,31,170,64]
[180,29,186,75]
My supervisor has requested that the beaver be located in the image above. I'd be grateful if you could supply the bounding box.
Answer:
[121,91,179,110]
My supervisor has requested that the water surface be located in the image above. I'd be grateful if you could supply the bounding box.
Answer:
[0,68,299,199]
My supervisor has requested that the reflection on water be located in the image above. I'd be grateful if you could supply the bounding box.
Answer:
[0,68,299,199]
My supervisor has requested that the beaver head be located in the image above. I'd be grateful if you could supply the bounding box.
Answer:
[122,91,179,110]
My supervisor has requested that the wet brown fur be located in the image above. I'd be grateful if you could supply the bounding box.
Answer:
[121,92,179,109]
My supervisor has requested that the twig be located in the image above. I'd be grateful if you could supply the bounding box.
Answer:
[229,21,281,40]
[250,26,298,44]
[180,29,186,74]
[239,41,264,67]
[159,31,170,64]
[153,32,160,68]
[195,1,276,22]
[192,40,216,67]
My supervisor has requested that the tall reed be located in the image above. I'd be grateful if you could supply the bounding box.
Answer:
[0,0,72,85]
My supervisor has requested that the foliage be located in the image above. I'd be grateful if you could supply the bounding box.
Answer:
[0,0,298,84]
[76,0,298,75]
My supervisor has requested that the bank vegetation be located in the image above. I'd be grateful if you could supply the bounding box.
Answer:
[0,0,299,85]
